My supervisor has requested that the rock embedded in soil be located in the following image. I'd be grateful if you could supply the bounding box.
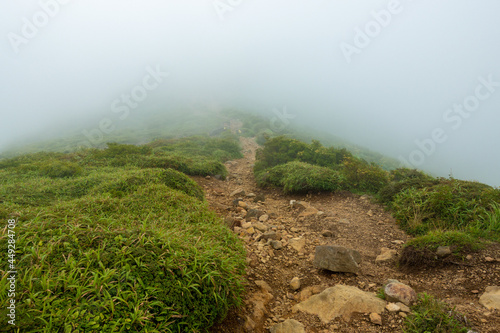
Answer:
[246,209,264,220]
[370,312,382,325]
[313,245,362,274]
[269,319,305,333]
[290,277,301,291]
[436,246,452,257]
[375,247,397,264]
[230,188,245,197]
[289,237,306,253]
[384,280,417,306]
[270,240,283,250]
[292,285,386,323]
[385,303,401,312]
[298,207,318,218]
[479,286,500,310]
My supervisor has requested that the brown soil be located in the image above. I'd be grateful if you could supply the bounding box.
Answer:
[194,137,500,333]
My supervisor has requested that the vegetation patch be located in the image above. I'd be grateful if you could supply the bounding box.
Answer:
[404,293,471,333]
[256,161,346,193]
[0,140,246,332]
[398,231,484,270]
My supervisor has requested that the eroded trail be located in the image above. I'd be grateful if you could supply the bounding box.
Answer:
[195,137,500,333]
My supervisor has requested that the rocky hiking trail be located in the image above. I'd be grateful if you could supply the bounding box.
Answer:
[195,137,500,333]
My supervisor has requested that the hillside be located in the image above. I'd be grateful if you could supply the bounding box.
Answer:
[201,136,500,333]
[1,118,499,332]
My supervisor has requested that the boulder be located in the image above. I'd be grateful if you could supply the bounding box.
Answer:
[313,245,362,274]
[384,280,417,306]
[479,286,500,310]
[292,285,386,323]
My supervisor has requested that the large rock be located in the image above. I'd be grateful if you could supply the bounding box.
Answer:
[269,319,305,333]
[384,280,417,306]
[292,285,386,323]
[479,286,500,310]
[313,245,362,274]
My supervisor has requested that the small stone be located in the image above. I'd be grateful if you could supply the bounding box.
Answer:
[375,247,397,264]
[246,193,256,197]
[246,227,255,235]
[259,214,269,222]
[205,175,211,179]
[384,280,417,306]
[289,237,306,252]
[270,240,283,250]
[238,201,248,209]
[230,188,245,197]
[367,210,374,217]
[391,240,404,245]
[241,222,252,229]
[436,246,452,257]
[472,290,479,294]
[260,231,278,241]
[466,254,473,260]
[290,277,301,291]
[298,207,319,218]
[321,230,334,237]
[255,280,272,293]
[370,312,382,325]
[386,303,401,312]
[269,319,305,333]
[254,222,269,232]
[396,302,410,313]
[253,194,266,202]
[485,256,495,262]
[399,312,407,318]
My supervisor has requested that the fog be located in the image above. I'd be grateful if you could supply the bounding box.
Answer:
[1,0,499,186]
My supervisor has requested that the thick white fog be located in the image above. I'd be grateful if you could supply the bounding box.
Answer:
[1,0,499,185]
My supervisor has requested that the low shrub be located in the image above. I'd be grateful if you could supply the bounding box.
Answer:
[256,161,346,193]
[342,156,389,194]
[391,180,500,237]
[254,136,350,173]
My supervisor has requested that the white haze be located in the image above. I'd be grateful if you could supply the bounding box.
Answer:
[1,0,499,186]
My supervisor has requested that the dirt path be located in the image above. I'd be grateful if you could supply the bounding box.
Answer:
[195,137,500,333]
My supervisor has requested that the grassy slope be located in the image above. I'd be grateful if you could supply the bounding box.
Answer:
[0,136,245,332]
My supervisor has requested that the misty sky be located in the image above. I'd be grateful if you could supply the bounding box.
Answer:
[1,0,499,186]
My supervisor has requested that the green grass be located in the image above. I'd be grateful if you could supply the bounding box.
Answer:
[0,137,246,332]
[404,293,471,333]
[390,179,500,240]
[254,136,389,194]
[405,230,484,254]
[255,161,346,193]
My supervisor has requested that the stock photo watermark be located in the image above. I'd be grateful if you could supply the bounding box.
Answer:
[340,0,415,64]
[78,65,169,149]
[7,0,72,55]
[399,75,499,168]
[213,0,245,21]
[5,219,18,326]
[270,106,296,133]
